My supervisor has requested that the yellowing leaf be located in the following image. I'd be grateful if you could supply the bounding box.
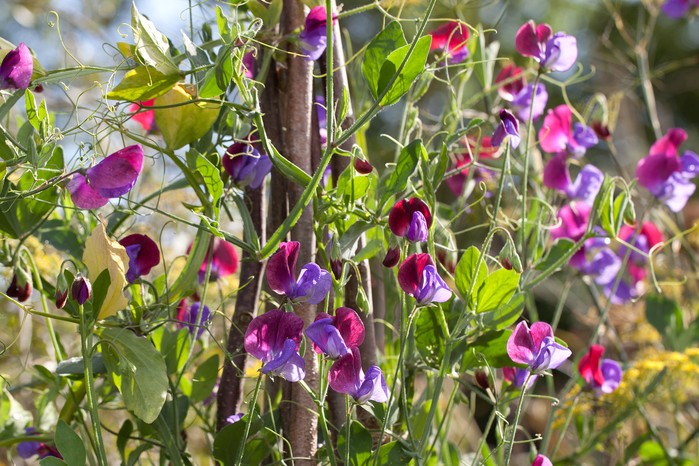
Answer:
[153,83,220,150]
[83,221,129,319]
[107,66,180,101]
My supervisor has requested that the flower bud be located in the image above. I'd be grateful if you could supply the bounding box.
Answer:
[382,246,400,268]
[474,369,490,390]
[6,271,32,302]
[353,158,374,175]
[71,274,92,305]
[55,271,69,309]
[330,259,343,280]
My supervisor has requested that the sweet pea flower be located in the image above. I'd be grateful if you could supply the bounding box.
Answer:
[532,455,553,466]
[17,428,62,460]
[398,253,452,305]
[618,222,663,270]
[0,42,33,91]
[226,413,244,424]
[242,50,255,79]
[197,238,239,282]
[222,141,272,189]
[6,271,31,302]
[128,100,157,133]
[662,0,699,18]
[507,321,571,374]
[495,64,525,101]
[445,136,499,197]
[636,128,699,212]
[511,83,548,122]
[502,367,537,389]
[491,109,520,149]
[539,105,598,157]
[429,21,470,64]
[305,307,364,359]
[543,155,604,205]
[382,246,401,268]
[119,234,160,283]
[244,309,306,382]
[299,6,337,61]
[389,198,433,242]
[329,346,388,403]
[267,241,332,304]
[550,202,591,243]
[177,301,211,338]
[578,344,622,394]
[67,145,144,209]
[515,21,577,72]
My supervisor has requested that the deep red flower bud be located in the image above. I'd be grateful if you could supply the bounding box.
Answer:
[474,369,490,390]
[382,246,400,268]
[330,259,343,280]
[591,121,611,140]
[55,288,68,309]
[500,258,512,270]
[71,274,92,305]
[353,158,374,175]
[6,273,31,302]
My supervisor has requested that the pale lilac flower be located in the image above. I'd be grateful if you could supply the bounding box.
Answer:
[515,21,578,72]
[429,21,470,64]
[389,198,433,242]
[511,83,548,122]
[226,413,244,424]
[267,241,332,304]
[539,105,598,157]
[578,344,622,394]
[398,253,452,305]
[491,109,520,149]
[305,307,365,359]
[329,346,388,403]
[507,321,571,374]
[119,234,160,283]
[0,43,33,90]
[299,6,337,61]
[222,141,272,189]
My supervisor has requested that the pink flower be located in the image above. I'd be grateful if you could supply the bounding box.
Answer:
[329,346,388,403]
[305,307,365,359]
[578,344,622,394]
[299,6,337,61]
[197,238,238,282]
[266,241,332,304]
[128,100,157,132]
[0,43,33,91]
[515,20,577,72]
[532,455,553,466]
[429,21,470,63]
[507,321,571,374]
[539,105,598,157]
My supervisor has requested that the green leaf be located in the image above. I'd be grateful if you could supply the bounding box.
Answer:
[100,328,168,423]
[160,328,192,375]
[375,442,414,465]
[476,268,520,314]
[377,35,432,106]
[472,26,498,90]
[337,421,373,466]
[362,22,407,99]
[534,239,575,272]
[39,458,67,466]
[381,139,422,205]
[54,420,86,466]
[460,330,513,371]
[339,221,374,256]
[131,2,179,75]
[479,292,525,331]
[190,150,223,218]
[153,84,220,150]
[213,414,264,465]
[414,306,448,369]
[91,268,112,322]
[107,66,181,101]
[454,246,487,302]
[199,46,234,99]
[190,354,220,403]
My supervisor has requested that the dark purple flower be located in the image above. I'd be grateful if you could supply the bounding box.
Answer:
[298,6,337,61]
[491,109,520,149]
[398,253,452,305]
[515,20,578,72]
[67,145,144,209]
[266,241,331,304]
[429,21,470,64]
[242,50,255,79]
[382,246,400,268]
[329,346,388,403]
[511,82,548,122]
[507,321,571,374]
[194,238,239,282]
[389,198,433,242]
[222,141,272,189]
[17,428,62,460]
[305,307,365,359]
[662,0,698,17]
[0,43,33,91]
[636,128,699,212]
[578,344,622,394]
[6,271,31,302]
[543,156,603,205]
[177,301,211,338]
[502,367,537,388]
[119,234,160,283]
[539,105,598,157]
[532,455,553,466]
[244,309,306,382]
[71,274,92,305]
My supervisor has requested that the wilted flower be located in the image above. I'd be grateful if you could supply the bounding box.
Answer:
[197,238,239,282]
[532,454,553,466]
[329,346,388,403]
[244,309,306,382]
[119,234,160,283]
[429,21,470,64]
[222,141,272,189]
[17,428,62,460]
[389,198,433,242]
[515,20,578,72]
[6,270,31,302]
[539,105,598,157]
[128,100,157,133]
[398,253,452,305]
[299,6,337,61]
[502,367,538,388]
[507,321,571,374]
[177,301,212,338]
[491,109,520,149]
[71,274,92,305]
[578,344,622,394]
[67,145,144,209]
[305,307,365,359]
[636,128,699,212]
[543,156,604,205]
[0,42,33,91]
[266,241,332,304]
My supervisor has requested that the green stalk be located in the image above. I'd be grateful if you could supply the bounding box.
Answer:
[503,372,532,466]
[235,374,263,466]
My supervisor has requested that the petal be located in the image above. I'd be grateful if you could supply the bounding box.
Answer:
[533,454,553,466]
[407,198,433,227]
[598,359,622,393]
[572,123,599,150]
[406,210,429,242]
[86,145,144,198]
[550,202,591,241]
[583,248,621,286]
[200,239,238,281]
[578,344,605,385]
[636,153,681,193]
[398,253,433,297]
[543,155,572,193]
[532,336,571,372]
[507,321,535,366]
[414,264,452,305]
[355,365,389,403]
[119,233,160,283]
[267,241,300,296]
[680,151,699,178]
[305,317,349,358]
[0,43,33,90]
[244,309,304,363]
[656,173,696,212]
[542,33,577,72]
[495,64,525,101]
[382,246,401,268]
[334,307,365,349]
[67,173,110,209]
[178,302,211,338]
[567,164,603,204]
[515,21,542,59]
[662,0,691,17]
[328,347,362,397]
[512,83,548,122]
[388,199,411,237]
[639,222,664,249]
[539,105,574,154]
[529,322,554,351]
[650,128,687,158]
[292,263,332,304]
[262,338,306,382]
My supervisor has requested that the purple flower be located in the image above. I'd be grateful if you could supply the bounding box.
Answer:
[515,20,578,72]
[244,309,306,382]
[242,51,255,79]
[578,344,622,394]
[398,253,452,305]
[662,0,698,17]
[618,222,664,268]
[193,238,239,282]
[299,6,337,61]
[543,156,603,205]
[507,321,571,374]
[388,198,433,242]
[222,141,272,189]
[491,109,520,149]
[502,367,537,388]
[636,128,699,212]
[532,455,553,466]
[429,21,470,64]
[119,234,160,283]
[71,274,92,305]
[550,202,590,243]
[266,241,332,304]
[17,428,62,460]
[226,413,244,424]
[177,301,211,338]
[511,83,548,121]
[0,43,33,91]
[329,346,388,403]
[67,145,144,209]
[305,307,365,359]
[539,105,598,157]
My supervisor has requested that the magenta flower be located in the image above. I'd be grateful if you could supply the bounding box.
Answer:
[0,43,33,91]
[398,253,452,305]
[502,367,537,388]
[495,64,525,101]
[244,309,306,382]
[618,222,663,270]
[67,145,144,209]
[177,301,212,338]
[223,141,272,189]
[662,0,698,17]
[578,344,622,394]
[119,234,160,283]
[491,109,520,149]
[636,128,699,212]
[329,346,388,403]
[515,20,577,72]
[197,238,239,282]
[532,455,553,466]
[549,202,590,242]
[242,50,255,79]
[539,105,598,157]
[429,21,470,64]
[305,307,365,359]
[507,321,571,374]
[128,100,157,132]
[266,241,332,304]
[17,428,62,460]
[388,198,433,242]
[543,156,603,205]
[299,6,337,61]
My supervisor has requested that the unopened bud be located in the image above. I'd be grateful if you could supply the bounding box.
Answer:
[353,158,374,175]
[382,246,400,268]
[330,259,343,280]
[591,121,611,140]
[55,271,69,309]
[71,275,92,305]
[6,272,31,302]
[475,369,490,390]
[499,241,522,273]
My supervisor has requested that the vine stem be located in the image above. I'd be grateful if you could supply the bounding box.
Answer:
[235,373,263,466]
[79,306,108,466]
[345,396,351,466]
[504,372,532,466]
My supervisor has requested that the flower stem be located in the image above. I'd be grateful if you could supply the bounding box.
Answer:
[235,373,263,466]
[345,396,351,466]
[503,372,532,466]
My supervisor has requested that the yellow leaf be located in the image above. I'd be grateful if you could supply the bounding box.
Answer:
[83,221,129,320]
